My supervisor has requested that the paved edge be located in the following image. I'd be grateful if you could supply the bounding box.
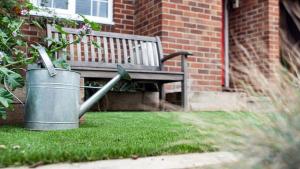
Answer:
[6,152,238,169]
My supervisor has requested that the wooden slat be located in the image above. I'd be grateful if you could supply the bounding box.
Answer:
[47,25,52,47]
[156,37,164,69]
[122,39,128,64]
[134,40,141,64]
[72,69,183,81]
[77,37,82,62]
[61,34,67,62]
[71,62,160,71]
[68,34,75,63]
[92,31,157,42]
[103,37,109,63]
[83,36,89,62]
[48,25,157,42]
[152,42,159,66]
[54,33,59,59]
[109,37,115,63]
[116,38,122,64]
[90,36,96,62]
[147,42,155,66]
[128,40,134,64]
[96,37,102,62]
[140,41,149,66]
[61,34,67,53]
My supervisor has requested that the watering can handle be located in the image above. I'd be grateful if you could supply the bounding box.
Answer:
[37,46,57,77]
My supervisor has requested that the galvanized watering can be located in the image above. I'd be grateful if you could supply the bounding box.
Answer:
[25,46,131,131]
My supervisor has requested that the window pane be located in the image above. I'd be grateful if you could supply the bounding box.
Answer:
[92,1,108,17]
[53,0,68,9]
[39,0,68,9]
[39,0,52,7]
[76,0,91,15]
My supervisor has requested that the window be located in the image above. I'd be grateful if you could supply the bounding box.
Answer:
[30,0,114,24]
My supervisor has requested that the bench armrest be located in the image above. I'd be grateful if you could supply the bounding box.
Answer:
[161,51,193,63]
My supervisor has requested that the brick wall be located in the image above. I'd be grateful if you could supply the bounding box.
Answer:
[134,0,162,36]
[161,0,223,93]
[134,0,224,96]
[229,0,280,88]
[102,0,134,34]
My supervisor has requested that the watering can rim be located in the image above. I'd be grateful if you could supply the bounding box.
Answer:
[27,68,81,75]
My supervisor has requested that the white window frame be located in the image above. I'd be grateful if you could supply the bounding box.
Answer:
[30,0,114,25]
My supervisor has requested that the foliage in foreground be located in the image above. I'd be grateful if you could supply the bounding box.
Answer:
[180,1,300,169]
[0,0,102,119]
[0,0,35,119]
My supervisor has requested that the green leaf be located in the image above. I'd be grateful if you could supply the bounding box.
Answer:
[89,22,101,31]
[25,2,36,10]
[52,55,71,70]
[1,17,9,24]
[91,40,101,49]
[54,24,68,35]
[0,110,7,120]
[0,88,13,120]
[16,40,25,46]
[0,68,24,90]
[32,20,43,29]
[3,54,15,64]
[5,72,24,89]
[79,14,101,31]
[0,30,7,38]
[0,88,13,108]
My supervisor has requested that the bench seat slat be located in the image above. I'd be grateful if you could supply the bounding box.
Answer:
[141,41,149,66]
[90,36,96,62]
[69,34,75,63]
[83,36,89,62]
[128,40,134,64]
[109,37,115,63]
[122,39,128,64]
[147,43,155,66]
[152,43,159,66]
[134,40,141,64]
[54,33,59,59]
[96,37,102,62]
[76,36,82,62]
[103,37,109,63]
[70,62,159,71]
[72,68,184,82]
[116,38,122,64]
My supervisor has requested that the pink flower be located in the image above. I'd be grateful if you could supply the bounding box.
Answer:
[12,31,17,37]
[80,24,91,34]
[20,9,29,16]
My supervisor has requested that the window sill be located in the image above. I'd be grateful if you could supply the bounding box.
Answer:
[29,11,115,25]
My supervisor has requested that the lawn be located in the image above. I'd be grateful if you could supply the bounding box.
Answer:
[0,111,236,167]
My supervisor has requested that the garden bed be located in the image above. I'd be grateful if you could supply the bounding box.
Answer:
[0,112,232,167]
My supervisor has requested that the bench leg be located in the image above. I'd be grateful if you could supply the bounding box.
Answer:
[158,83,165,111]
[182,80,188,111]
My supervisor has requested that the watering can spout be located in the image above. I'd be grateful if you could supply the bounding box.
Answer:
[78,65,131,118]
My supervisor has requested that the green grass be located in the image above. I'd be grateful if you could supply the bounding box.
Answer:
[0,112,237,167]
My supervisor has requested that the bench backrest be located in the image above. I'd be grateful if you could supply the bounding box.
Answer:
[47,25,163,71]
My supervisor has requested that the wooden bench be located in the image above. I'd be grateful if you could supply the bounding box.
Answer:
[47,24,192,109]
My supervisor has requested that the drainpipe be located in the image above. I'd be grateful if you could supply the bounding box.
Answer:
[224,0,230,88]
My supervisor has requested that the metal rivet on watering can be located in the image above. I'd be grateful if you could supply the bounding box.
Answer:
[25,46,131,131]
